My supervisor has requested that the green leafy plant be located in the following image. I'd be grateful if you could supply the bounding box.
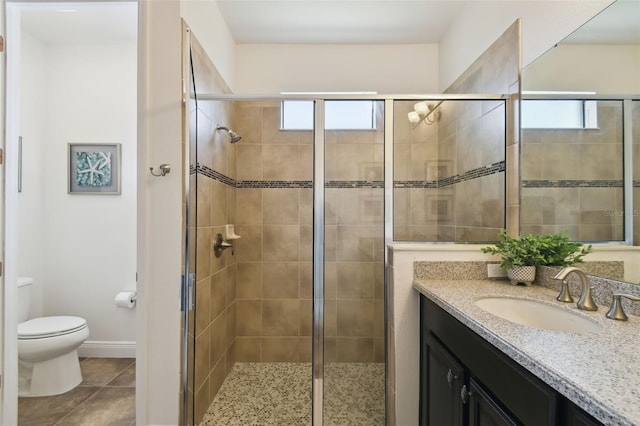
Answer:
[481,229,592,270]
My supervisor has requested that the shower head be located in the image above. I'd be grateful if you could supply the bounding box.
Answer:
[216,125,242,143]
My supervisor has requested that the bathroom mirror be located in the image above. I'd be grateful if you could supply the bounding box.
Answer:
[521,0,640,283]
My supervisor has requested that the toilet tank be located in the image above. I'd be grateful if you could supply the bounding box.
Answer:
[18,277,33,323]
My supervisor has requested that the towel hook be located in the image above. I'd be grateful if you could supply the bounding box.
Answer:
[150,164,171,177]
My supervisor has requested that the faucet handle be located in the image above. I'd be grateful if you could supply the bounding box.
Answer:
[606,293,640,321]
[556,279,575,303]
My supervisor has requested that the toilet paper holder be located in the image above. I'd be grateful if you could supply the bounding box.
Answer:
[115,291,137,309]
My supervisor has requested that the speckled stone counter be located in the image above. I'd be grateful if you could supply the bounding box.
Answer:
[414,279,640,426]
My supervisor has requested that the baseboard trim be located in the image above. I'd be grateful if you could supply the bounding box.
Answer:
[79,340,136,358]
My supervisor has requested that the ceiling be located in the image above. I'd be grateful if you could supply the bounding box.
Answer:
[20,2,137,44]
[17,0,637,46]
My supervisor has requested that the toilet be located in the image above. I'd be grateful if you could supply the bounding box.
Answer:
[18,277,89,397]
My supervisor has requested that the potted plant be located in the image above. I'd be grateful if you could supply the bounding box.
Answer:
[481,230,592,286]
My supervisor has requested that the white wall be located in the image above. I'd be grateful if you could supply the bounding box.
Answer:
[227,2,612,95]
[439,0,613,92]
[180,0,235,90]
[137,0,183,424]
[18,32,46,317]
[234,43,439,94]
[523,44,640,94]
[19,34,137,347]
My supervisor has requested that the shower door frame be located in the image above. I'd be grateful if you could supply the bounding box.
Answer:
[183,92,508,425]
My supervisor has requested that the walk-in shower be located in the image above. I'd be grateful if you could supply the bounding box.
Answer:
[181,26,508,426]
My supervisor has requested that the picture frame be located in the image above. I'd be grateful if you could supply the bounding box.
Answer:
[68,143,121,195]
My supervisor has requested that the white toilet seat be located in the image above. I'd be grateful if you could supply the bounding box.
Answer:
[18,316,87,340]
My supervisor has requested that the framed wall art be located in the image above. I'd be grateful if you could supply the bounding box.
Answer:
[68,143,121,195]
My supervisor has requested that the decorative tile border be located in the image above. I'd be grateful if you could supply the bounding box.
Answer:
[395,161,505,189]
[325,180,384,189]
[236,180,313,189]
[196,160,505,190]
[194,163,383,189]
[196,164,236,187]
[523,179,623,188]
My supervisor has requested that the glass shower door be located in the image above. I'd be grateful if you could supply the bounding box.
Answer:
[181,25,197,426]
[322,100,386,425]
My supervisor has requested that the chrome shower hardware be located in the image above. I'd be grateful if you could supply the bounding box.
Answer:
[214,233,233,257]
[216,125,242,143]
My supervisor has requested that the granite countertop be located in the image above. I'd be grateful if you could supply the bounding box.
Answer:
[414,279,640,426]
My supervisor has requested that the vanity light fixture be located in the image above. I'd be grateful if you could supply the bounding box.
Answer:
[408,100,443,127]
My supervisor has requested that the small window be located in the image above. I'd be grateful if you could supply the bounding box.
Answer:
[522,100,598,129]
[281,100,376,130]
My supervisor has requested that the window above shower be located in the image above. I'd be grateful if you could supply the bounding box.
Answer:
[521,99,598,129]
[281,100,376,130]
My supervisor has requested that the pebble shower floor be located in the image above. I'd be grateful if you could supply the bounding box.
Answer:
[200,362,385,425]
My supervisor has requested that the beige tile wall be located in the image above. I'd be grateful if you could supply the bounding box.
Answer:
[233,100,385,364]
[393,99,506,242]
[190,38,238,424]
[521,101,624,241]
[393,22,517,243]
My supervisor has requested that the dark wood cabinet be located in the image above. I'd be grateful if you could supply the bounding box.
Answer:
[468,378,518,426]
[423,333,466,426]
[419,294,603,426]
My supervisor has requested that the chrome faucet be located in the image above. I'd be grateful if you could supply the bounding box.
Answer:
[553,267,598,311]
[606,293,640,321]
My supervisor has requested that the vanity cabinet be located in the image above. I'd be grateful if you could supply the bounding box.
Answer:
[419,295,603,426]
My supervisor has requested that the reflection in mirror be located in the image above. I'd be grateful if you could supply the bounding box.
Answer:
[521,0,640,283]
[393,99,506,243]
[520,99,624,242]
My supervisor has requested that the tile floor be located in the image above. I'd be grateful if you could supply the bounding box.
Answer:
[201,362,385,426]
[18,357,136,426]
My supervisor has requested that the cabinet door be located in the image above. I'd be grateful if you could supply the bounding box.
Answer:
[423,336,466,426]
[564,402,603,426]
[468,378,519,426]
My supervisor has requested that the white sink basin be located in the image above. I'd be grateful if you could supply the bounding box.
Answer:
[475,297,602,333]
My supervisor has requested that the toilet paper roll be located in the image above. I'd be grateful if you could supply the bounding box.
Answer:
[115,291,136,309]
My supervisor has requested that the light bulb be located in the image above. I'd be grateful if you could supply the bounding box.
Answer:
[408,111,420,125]
[414,101,428,116]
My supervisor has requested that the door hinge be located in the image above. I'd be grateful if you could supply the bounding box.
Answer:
[0,36,4,53]
[0,148,4,165]
[0,261,3,277]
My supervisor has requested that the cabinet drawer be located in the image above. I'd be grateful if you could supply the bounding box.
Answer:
[422,296,558,425]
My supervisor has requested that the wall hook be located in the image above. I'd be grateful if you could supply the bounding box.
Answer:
[150,164,171,177]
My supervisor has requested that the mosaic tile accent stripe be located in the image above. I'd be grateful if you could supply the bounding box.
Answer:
[325,180,384,189]
[197,161,504,189]
[196,164,236,187]
[395,161,505,189]
[634,180,640,188]
[196,163,383,189]
[523,179,623,188]
[393,180,438,189]
[236,180,313,188]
